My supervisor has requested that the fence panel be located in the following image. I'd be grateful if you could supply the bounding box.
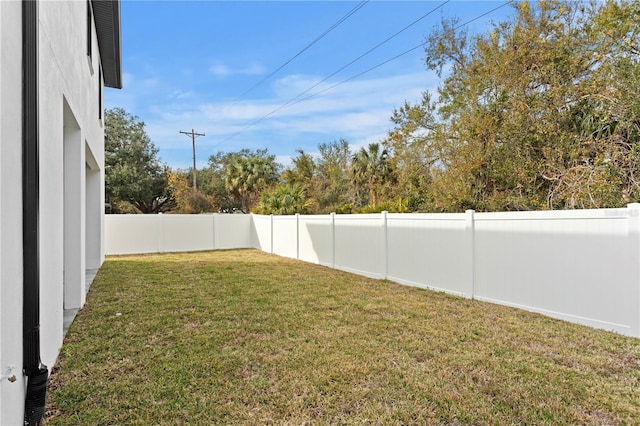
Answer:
[214,214,253,249]
[334,214,384,278]
[105,215,160,254]
[474,208,638,336]
[161,214,214,252]
[386,213,471,297]
[272,215,298,259]
[298,215,333,266]
[251,214,272,252]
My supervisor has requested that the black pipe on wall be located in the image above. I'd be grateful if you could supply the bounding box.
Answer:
[22,1,49,424]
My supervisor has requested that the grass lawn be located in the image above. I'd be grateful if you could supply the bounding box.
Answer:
[45,249,640,425]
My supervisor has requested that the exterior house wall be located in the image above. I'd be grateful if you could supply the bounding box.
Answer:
[0,2,26,420]
[0,1,108,423]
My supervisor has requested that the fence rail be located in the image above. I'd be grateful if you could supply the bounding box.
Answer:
[105,205,640,337]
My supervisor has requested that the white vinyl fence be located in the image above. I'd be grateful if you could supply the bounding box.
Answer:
[105,205,640,337]
[105,213,253,254]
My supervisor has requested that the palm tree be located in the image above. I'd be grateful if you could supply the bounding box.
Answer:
[225,156,279,211]
[350,143,393,206]
[256,184,311,215]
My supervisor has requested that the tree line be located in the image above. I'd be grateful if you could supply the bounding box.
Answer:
[106,0,640,215]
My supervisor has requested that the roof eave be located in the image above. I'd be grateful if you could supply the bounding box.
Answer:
[92,0,122,89]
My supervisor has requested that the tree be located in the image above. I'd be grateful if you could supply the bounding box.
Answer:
[199,151,245,212]
[223,150,280,212]
[282,149,315,189]
[105,108,171,213]
[350,143,393,207]
[166,172,215,214]
[314,139,353,213]
[419,0,640,211]
[282,149,319,211]
[383,92,438,211]
[255,184,311,215]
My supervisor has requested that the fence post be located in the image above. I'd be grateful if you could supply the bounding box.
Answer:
[465,209,475,299]
[270,214,274,254]
[382,211,388,280]
[627,203,640,337]
[331,212,336,269]
[295,213,300,259]
[157,213,164,253]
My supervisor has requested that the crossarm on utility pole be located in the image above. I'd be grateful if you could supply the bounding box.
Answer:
[179,129,205,191]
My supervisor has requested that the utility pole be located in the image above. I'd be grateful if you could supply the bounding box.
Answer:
[179,129,205,191]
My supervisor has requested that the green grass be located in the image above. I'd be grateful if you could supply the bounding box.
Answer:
[46,250,640,425]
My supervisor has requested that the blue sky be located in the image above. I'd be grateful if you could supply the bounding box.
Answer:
[105,1,516,170]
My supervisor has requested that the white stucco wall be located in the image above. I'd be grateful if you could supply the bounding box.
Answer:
[1,1,107,423]
[0,2,27,422]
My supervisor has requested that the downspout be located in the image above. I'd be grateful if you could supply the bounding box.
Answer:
[22,1,49,425]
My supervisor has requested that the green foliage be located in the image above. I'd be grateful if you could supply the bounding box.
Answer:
[383,92,438,211]
[255,184,312,215]
[355,197,410,214]
[281,150,319,212]
[282,149,315,188]
[105,108,171,213]
[223,149,281,212]
[198,151,245,212]
[166,172,216,214]
[110,200,143,214]
[311,139,353,213]
[393,0,640,211]
[350,143,394,207]
[282,144,367,214]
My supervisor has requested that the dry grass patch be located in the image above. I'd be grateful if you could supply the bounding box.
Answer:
[46,249,640,425]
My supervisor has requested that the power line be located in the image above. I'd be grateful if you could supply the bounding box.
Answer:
[232,0,370,103]
[273,0,450,112]
[222,0,449,142]
[222,1,514,143]
[294,1,516,105]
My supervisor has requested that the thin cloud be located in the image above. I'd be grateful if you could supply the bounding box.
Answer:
[209,60,266,77]
[107,69,438,169]
[169,89,194,100]
[209,62,231,77]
